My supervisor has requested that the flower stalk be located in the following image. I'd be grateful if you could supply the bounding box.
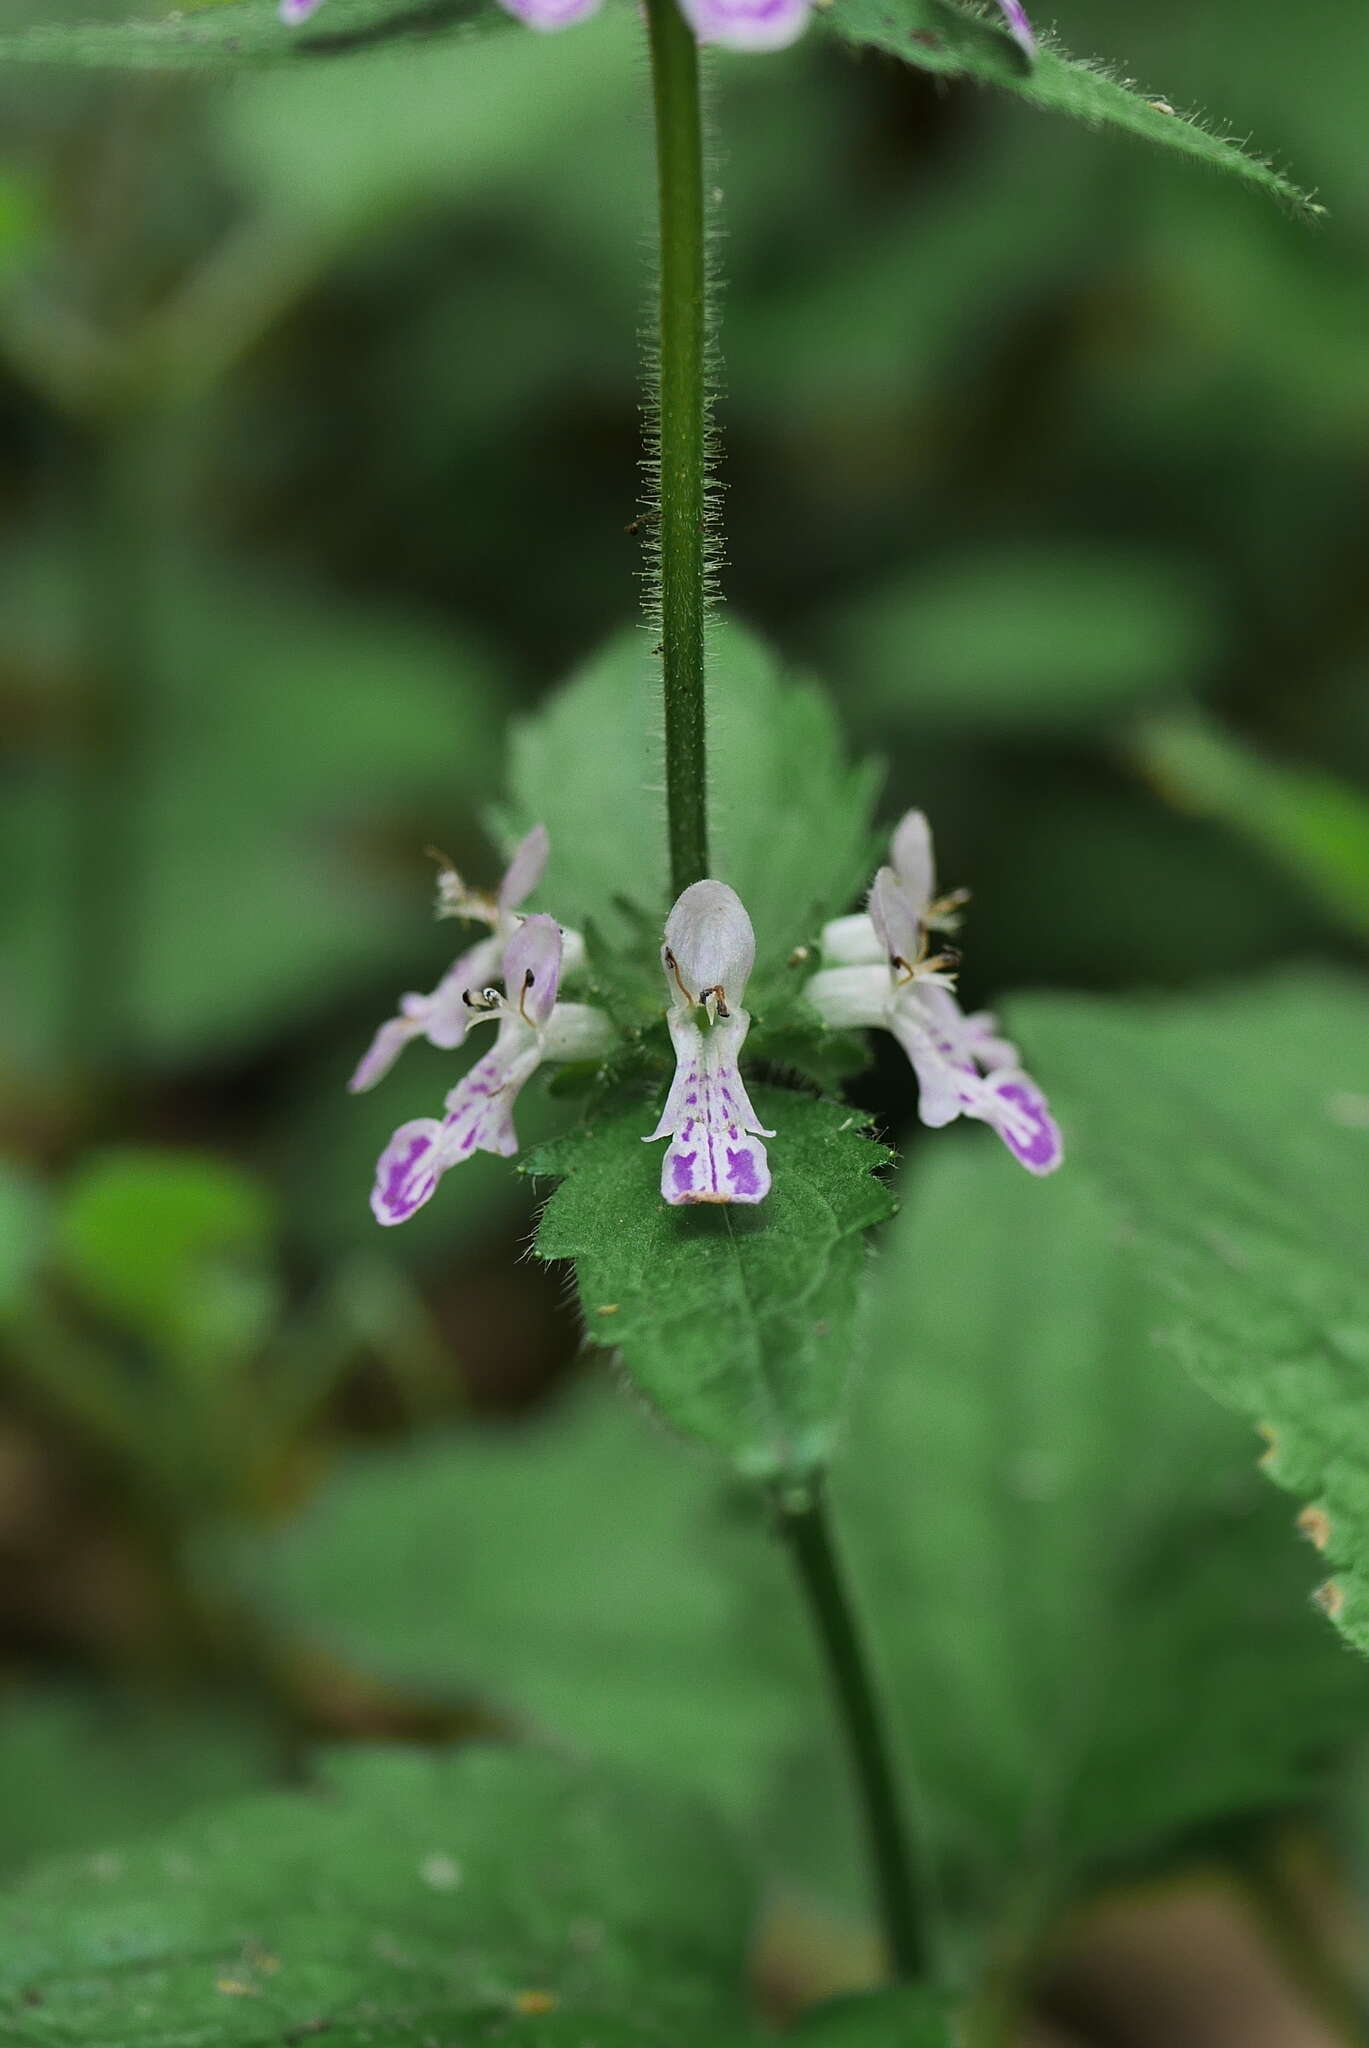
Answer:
[645,0,711,895]
[776,1483,930,1982]
[644,22,929,1978]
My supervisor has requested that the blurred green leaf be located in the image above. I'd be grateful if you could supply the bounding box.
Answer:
[824,0,1317,217]
[827,546,1216,733]
[0,546,501,1069]
[269,1141,1365,1951]
[830,1145,1369,1929]
[265,1386,812,1830]
[500,623,880,975]
[0,1164,47,1316]
[1133,711,1369,942]
[57,1148,277,1366]
[0,1746,752,2047]
[525,1087,894,1478]
[791,1990,952,2045]
[1012,970,1369,1665]
[220,10,641,234]
[0,1692,276,1884]
[0,0,508,71]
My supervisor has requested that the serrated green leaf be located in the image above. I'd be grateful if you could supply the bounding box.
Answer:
[524,1086,894,1478]
[1010,969,1369,1664]
[823,0,1317,218]
[1133,712,1369,942]
[0,0,508,71]
[266,1140,1368,1964]
[500,624,881,976]
[833,1144,1369,1926]
[0,1746,752,2046]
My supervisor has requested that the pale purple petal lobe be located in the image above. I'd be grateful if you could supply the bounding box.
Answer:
[889,810,935,918]
[868,866,922,972]
[501,913,563,1029]
[496,0,602,28]
[995,0,1036,59]
[676,0,810,52]
[349,1014,422,1095]
[372,1119,447,1226]
[498,823,550,914]
[423,935,502,1051]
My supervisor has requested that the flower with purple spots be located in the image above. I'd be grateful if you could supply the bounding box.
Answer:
[644,880,774,1206]
[349,824,584,1095]
[805,810,1062,1176]
[371,913,613,1225]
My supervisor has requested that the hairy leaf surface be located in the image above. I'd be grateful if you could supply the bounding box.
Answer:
[524,1086,894,1478]
[825,0,1316,218]
[1014,970,1369,1660]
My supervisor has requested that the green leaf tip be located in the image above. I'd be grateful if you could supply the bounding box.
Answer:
[523,1086,895,1480]
[824,0,1322,221]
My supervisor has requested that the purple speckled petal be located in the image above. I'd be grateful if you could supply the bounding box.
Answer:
[649,1009,773,1206]
[676,0,810,49]
[441,1026,543,1162]
[984,1072,1063,1175]
[994,0,1036,59]
[961,1008,1020,1073]
[496,0,602,29]
[497,823,550,915]
[662,1122,771,1205]
[372,1119,448,1226]
[279,0,327,21]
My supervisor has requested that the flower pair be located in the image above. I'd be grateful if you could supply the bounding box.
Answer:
[358,808,1058,1228]
[361,833,772,1219]
[281,0,1035,61]
[804,810,1062,1175]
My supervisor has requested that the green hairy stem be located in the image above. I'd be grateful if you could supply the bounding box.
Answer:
[644,0,710,895]
[777,1486,930,1981]
[644,6,928,1985]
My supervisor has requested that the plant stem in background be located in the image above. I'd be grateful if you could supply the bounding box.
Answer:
[776,1483,930,1981]
[644,0,710,894]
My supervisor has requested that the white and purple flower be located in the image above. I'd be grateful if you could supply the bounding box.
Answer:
[281,0,1034,55]
[349,824,584,1094]
[372,911,613,1225]
[644,880,774,1205]
[805,810,1062,1176]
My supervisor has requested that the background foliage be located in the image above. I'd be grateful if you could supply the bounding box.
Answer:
[1,0,1369,2039]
